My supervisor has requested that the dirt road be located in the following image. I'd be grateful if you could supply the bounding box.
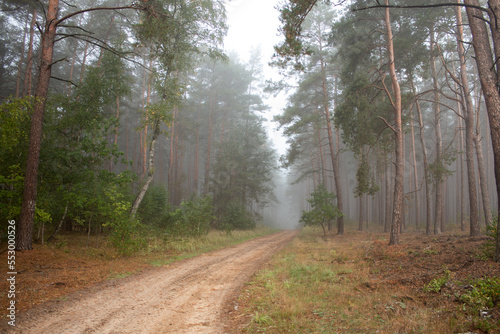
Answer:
[7,230,297,334]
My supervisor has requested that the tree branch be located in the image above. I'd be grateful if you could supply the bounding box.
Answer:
[378,115,396,133]
[55,4,143,26]
[353,2,487,13]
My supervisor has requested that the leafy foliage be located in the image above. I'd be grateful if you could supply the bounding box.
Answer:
[137,184,170,228]
[459,277,500,311]
[165,195,215,237]
[219,201,256,231]
[101,185,144,256]
[300,185,342,236]
[0,97,33,223]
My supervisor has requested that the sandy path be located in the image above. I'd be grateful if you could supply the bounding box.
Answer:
[7,230,297,334]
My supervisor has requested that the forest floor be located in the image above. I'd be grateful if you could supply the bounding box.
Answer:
[225,227,500,333]
[0,230,297,333]
[1,226,499,333]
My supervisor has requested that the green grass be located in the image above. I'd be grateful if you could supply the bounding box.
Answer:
[236,227,456,334]
[144,226,277,266]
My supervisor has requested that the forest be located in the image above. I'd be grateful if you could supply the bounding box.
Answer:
[0,0,499,262]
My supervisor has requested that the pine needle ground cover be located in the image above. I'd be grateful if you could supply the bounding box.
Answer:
[227,227,500,334]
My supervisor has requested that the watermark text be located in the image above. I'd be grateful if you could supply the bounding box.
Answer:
[6,219,16,327]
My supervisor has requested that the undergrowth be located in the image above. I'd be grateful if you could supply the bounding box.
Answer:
[232,227,499,334]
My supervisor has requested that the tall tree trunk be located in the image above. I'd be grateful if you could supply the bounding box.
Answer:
[430,27,444,234]
[204,94,215,194]
[464,0,500,257]
[384,162,391,233]
[168,106,177,204]
[143,68,152,178]
[359,194,364,231]
[320,56,344,235]
[411,77,432,235]
[459,114,465,231]
[79,42,89,83]
[194,109,200,193]
[409,106,420,227]
[17,0,59,250]
[474,96,492,227]
[460,1,481,236]
[131,119,161,217]
[22,9,37,97]
[15,13,28,98]
[315,116,327,187]
[385,2,403,246]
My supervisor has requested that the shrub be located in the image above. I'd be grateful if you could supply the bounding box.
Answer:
[459,277,500,311]
[423,270,451,293]
[164,195,215,237]
[481,218,498,260]
[219,201,256,231]
[300,185,342,236]
[102,186,144,255]
[137,184,169,227]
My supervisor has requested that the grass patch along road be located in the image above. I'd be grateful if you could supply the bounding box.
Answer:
[226,227,500,333]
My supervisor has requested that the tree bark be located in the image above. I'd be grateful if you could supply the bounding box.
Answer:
[454,2,481,236]
[320,56,344,235]
[17,0,59,250]
[204,93,215,194]
[474,96,492,228]
[409,105,420,227]
[430,27,444,234]
[385,1,403,246]
[384,162,391,233]
[411,76,432,235]
[464,0,500,256]
[131,119,161,217]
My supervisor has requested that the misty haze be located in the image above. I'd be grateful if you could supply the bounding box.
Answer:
[1,0,499,333]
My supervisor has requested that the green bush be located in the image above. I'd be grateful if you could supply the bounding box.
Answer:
[300,185,342,236]
[137,184,169,227]
[102,186,144,255]
[164,195,215,237]
[220,201,256,231]
[481,219,498,260]
[459,277,500,311]
[423,270,451,293]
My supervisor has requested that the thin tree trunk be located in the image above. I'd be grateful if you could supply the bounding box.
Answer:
[320,56,344,235]
[474,117,492,227]
[384,163,391,233]
[67,50,77,96]
[22,9,37,97]
[79,42,89,83]
[464,0,500,257]
[456,2,481,236]
[17,0,59,250]
[169,106,177,204]
[359,194,364,231]
[460,115,465,231]
[204,94,214,194]
[430,27,443,234]
[143,68,152,177]
[385,2,403,246]
[15,13,29,98]
[411,76,432,235]
[131,119,161,217]
[194,109,200,194]
[410,106,420,227]
[470,55,492,226]
[47,204,68,243]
